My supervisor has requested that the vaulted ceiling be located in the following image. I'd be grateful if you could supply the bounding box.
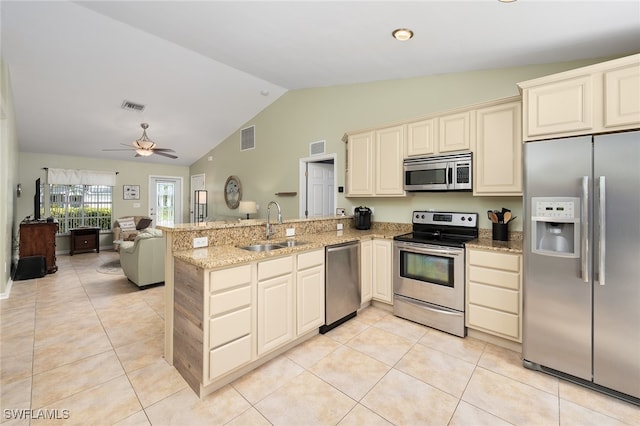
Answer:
[2,1,639,166]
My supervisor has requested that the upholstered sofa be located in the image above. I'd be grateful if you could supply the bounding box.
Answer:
[118,228,165,287]
[112,216,153,251]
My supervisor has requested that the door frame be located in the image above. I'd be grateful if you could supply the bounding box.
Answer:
[298,153,337,218]
[148,175,184,226]
[190,173,206,223]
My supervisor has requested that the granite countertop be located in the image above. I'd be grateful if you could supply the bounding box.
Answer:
[173,228,404,270]
[466,237,523,254]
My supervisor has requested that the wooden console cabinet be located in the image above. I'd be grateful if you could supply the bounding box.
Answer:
[70,227,100,255]
[19,221,58,274]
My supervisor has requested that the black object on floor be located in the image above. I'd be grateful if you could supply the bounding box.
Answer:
[14,256,46,280]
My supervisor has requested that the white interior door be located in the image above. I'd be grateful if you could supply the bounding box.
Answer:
[190,174,205,222]
[149,176,183,226]
[306,161,334,217]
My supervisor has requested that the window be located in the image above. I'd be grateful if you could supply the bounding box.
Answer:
[49,184,113,234]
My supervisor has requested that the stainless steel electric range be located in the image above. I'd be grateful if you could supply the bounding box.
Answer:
[393,211,478,337]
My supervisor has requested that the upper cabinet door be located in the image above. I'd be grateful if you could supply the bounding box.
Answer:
[346,131,375,196]
[474,101,522,196]
[374,125,406,196]
[524,75,594,139]
[406,118,436,157]
[604,62,640,128]
[438,111,472,152]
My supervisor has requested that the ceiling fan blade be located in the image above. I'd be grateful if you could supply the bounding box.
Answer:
[154,151,178,159]
[152,148,176,152]
[102,148,135,151]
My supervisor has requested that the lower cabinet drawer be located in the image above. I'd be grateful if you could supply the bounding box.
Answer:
[467,304,520,341]
[468,282,519,314]
[209,307,251,349]
[74,234,96,248]
[210,286,251,316]
[209,335,252,380]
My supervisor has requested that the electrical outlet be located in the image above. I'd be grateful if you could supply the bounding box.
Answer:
[193,237,208,248]
[337,223,343,230]
[286,228,295,237]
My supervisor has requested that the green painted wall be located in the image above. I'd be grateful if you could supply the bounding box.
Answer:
[1,60,20,295]
[190,57,612,231]
[17,152,190,252]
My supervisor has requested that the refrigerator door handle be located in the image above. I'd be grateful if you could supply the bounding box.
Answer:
[598,176,606,286]
[581,176,589,283]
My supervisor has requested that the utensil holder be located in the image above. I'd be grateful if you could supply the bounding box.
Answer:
[492,223,508,241]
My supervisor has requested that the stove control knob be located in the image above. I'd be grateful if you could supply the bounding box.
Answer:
[461,217,466,221]
[468,216,473,222]
[421,214,425,219]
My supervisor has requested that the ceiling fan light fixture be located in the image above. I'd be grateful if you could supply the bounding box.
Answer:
[392,28,414,41]
[136,148,153,157]
[133,123,156,148]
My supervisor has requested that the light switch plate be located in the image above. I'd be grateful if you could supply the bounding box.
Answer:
[193,237,208,248]
[286,228,295,237]
[337,224,343,230]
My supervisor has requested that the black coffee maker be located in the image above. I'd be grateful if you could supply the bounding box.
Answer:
[354,206,372,230]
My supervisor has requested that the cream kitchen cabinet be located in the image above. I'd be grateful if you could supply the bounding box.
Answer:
[371,239,393,304]
[473,99,522,196]
[406,118,437,156]
[257,255,295,356]
[296,249,325,335]
[207,264,255,381]
[466,248,522,342]
[360,238,392,304]
[438,111,472,153]
[345,125,405,197]
[518,53,640,141]
[360,239,373,305]
[406,112,471,157]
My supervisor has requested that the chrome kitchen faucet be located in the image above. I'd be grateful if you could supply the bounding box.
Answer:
[266,201,282,239]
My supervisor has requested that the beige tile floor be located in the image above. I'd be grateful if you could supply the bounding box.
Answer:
[1,251,639,425]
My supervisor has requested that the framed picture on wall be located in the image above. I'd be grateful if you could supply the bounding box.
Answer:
[123,185,140,200]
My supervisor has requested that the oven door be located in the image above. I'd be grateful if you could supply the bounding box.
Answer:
[393,241,464,311]
[404,159,450,191]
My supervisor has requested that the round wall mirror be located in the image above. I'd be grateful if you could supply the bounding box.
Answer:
[224,175,242,209]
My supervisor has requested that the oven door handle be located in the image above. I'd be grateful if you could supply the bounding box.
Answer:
[395,295,462,316]
[394,242,462,257]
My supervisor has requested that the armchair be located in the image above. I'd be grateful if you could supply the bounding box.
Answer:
[112,216,153,251]
[119,228,165,287]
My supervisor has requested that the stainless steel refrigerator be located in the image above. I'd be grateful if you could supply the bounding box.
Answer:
[523,130,640,404]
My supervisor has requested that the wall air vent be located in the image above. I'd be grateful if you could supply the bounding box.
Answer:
[121,100,145,112]
[309,140,326,156]
[241,125,255,151]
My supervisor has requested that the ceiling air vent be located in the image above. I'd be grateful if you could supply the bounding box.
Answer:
[121,100,145,112]
[309,140,326,156]
[241,125,255,151]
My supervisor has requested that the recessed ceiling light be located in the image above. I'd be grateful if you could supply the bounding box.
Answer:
[392,28,414,41]
[498,0,517,3]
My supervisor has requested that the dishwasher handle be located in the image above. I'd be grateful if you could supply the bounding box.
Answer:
[326,241,359,253]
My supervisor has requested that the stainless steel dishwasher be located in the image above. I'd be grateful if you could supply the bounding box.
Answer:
[320,241,361,334]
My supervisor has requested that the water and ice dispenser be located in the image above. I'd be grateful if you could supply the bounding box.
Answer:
[531,197,580,258]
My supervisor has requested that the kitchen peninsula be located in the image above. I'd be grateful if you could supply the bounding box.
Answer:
[159,216,524,397]
[157,216,409,396]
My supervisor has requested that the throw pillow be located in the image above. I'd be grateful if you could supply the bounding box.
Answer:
[118,217,136,231]
[136,217,153,230]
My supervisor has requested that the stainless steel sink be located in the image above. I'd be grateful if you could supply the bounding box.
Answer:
[238,240,308,252]
[277,240,308,248]
[239,243,286,252]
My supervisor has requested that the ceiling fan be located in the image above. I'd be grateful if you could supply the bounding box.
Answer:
[103,123,178,159]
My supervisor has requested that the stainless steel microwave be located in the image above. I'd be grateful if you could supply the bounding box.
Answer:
[403,151,472,191]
